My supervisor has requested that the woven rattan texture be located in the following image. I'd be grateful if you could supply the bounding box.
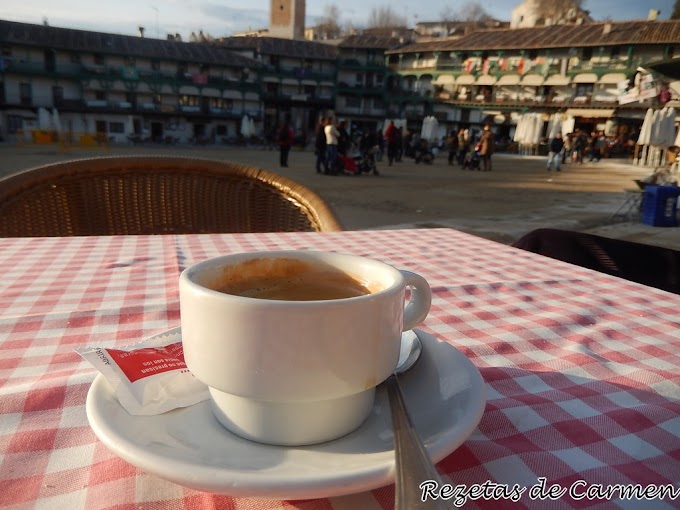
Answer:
[0,156,343,236]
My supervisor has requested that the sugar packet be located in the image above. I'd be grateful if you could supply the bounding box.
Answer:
[77,330,209,415]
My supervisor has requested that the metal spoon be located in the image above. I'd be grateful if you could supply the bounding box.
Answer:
[387,331,450,509]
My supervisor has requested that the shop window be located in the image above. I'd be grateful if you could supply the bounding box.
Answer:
[109,122,125,133]
[346,96,360,108]
[575,83,593,97]
[19,82,31,105]
[52,86,63,106]
[94,53,105,65]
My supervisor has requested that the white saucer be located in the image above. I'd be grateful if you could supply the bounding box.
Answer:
[86,329,486,500]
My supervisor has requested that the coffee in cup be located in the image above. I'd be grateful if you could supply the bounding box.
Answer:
[208,257,372,301]
[179,250,432,445]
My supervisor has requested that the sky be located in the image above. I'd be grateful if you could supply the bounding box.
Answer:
[0,0,675,40]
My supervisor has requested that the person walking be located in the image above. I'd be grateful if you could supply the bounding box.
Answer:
[479,125,494,171]
[546,132,564,179]
[277,118,294,168]
[446,130,459,166]
[385,120,398,166]
[324,117,340,174]
[314,116,327,174]
[457,128,467,166]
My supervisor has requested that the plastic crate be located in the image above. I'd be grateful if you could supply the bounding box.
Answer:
[642,185,680,227]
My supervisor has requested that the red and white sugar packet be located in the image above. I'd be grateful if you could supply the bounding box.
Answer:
[77,330,209,415]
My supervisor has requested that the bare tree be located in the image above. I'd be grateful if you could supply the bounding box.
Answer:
[439,2,491,22]
[672,0,680,19]
[366,6,408,28]
[459,2,491,21]
[315,4,343,39]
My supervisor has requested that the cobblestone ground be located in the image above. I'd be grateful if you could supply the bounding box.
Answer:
[2,142,677,249]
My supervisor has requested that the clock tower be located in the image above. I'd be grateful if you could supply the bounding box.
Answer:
[269,0,305,39]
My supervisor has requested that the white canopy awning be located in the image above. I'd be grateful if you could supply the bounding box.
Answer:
[179,85,200,95]
[456,74,476,85]
[476,75,497,85]
[434,75,455,85]
[565,108,616,118]
[572,73,598,83]
[201,87,221,98]
[598,73,628,84]
[544,74,571,86]
[496,74,521,86]
[520,74,544,86]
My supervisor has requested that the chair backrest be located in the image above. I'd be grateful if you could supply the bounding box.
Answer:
[0,156,343,236]
[512,228,680,295]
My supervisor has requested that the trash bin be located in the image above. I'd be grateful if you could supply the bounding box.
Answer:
[642,185,680,227]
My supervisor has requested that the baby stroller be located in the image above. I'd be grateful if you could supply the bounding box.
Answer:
[413,140,434,164]
[354,146,380,175]
[463,145,481,170]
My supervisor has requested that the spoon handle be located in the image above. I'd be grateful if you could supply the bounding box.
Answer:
[387,374,451,510]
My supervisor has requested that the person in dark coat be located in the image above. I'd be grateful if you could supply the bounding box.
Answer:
[546,133,564,174]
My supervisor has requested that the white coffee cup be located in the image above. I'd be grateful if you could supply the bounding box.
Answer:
[179,250,431,445]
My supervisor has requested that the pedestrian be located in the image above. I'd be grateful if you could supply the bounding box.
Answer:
[457,128,467,165]
[446,130,459,166]
[572,130,585,164]
[546,132,564,177]
[385,120,398,166]
[337,120,350,156]
[314,117,327,174]
[479,125,494,171]
[562,133,572,164]
[277,118,294,167]
[324,117,339,174]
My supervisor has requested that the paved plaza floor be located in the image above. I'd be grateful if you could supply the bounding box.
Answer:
[1,142,678,250]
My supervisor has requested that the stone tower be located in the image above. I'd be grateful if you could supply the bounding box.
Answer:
[269,0,305,40]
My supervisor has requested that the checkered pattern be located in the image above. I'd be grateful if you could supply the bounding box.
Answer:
[1,229,679,510]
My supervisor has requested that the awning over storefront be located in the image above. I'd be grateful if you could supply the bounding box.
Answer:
[282,78,299,85]
[2,108,37,118]
[434,75,455,85]
[262,76,280,83]
[565,108,615,118]
[544,74,570,86]
[476,75,497,85]
[496,74,521,85]
[179,85,200,95]
[223,89,243,99]
[572,73,598,83]
[598,73,628,84]
[201,88,220,98]
[456,74,476,85]
[520,74,544,86]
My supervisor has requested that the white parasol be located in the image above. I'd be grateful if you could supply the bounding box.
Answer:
[52,108,62,137]
[240,115,251,138]
[561,115,575,137]
[637,108,654,146]
[38,107,52,130]
[547,113,562,140]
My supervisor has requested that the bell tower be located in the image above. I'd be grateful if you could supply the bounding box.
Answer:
[269,0,305,39]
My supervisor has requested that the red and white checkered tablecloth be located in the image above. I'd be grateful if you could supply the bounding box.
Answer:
[1,228,679,510]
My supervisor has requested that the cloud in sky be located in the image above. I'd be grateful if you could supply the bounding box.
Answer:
[198,2,269,34]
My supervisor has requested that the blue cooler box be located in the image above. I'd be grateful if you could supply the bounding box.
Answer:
[642,185,680,227]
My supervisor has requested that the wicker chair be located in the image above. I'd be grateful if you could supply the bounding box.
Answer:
[0,156,343,237]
